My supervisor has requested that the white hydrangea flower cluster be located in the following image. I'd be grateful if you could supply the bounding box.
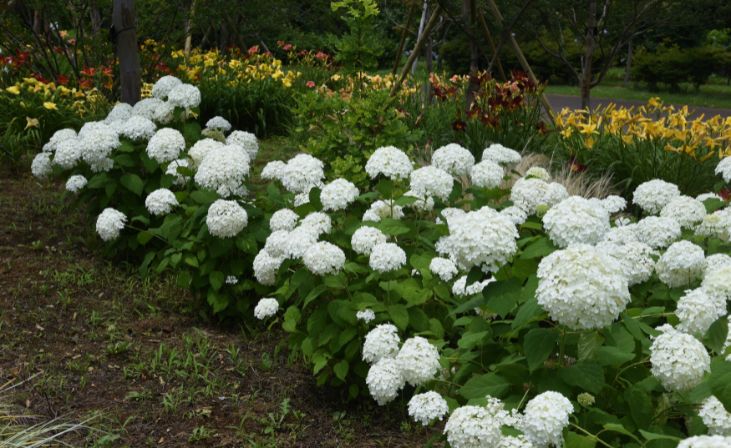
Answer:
[597,240,656,286]
[679,435,731,448]
[320,178,360,211]
[536,244,630,330]
[443,404,505,448]
[261,160,286,180]
[277,154,325,194]
[497,436,533,448]
[362,323,400,364]
[543,196,610,247]
[634,216,682,249]
[351,226,388,255]
[269,208,299,232]
[362,200,404,222]
[131,98,164,120]
[660,195,707,229]
[194,144,251,197]
[524,166,551,180]
[78,122,120,171]
[32,152,53,179]
[410,166,454,201]
[206,199,248,238]
[120,115,157,141]
[432,143,475,176]
[146,128,185,163]
[676,288,726,337]
[226,130,259,159]
[252,250,283,286]
[703,262,731,303]
[655,240,706,288]
[369,242,407,273]
[696,210,731,241]
[145,188,179,216]
[601,195,627,214]
[452,275,494,297]
[365,357,404,405]
[301,212,332,236]
[167,83,201,109]
[715,157,731,183]
[356,309,376,323]
[53,138,82,169]
[470,160,504,189]
[510,177,569,215]
[699,396,731,436]
[96,208,127,241]
[44,128,77,152]
[65,174,87,193]
[188,138,224,168]
[205,116,231,132]
[518,391,574,448]
[365,146,413,180]
[165,159,190,185]
[650,324,710,391]
[407,391,449,426]
[151,75,182,99]
[437,207,518,273]
[500,205,529,226]
[254,297,279,320]
[302,241,346,275]
[395,336,441,386]
[482,143,522,166]
[632,179,681,214]
[429,257,458,282]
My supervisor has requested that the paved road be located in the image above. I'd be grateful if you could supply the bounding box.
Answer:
[546,93,731,119]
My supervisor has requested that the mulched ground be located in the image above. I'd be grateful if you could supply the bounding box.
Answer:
[0,173,438,447]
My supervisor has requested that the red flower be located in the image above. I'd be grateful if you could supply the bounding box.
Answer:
[32,72,47,83]
[81,66,96,76]
[314,51,329,61]
[56,74,69,85]
[283,43,293,51]
[720,188,731,201]
[306,80,316,88]
[79,78,93,89]
[248,45,260,56]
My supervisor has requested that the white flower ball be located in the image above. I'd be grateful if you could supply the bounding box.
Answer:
[151,75,182,99]
[145,188,178,216]
[655,240,706,288]
[679,435,731,448]
[302,241,346,275]
[452,276,494,297]
[79,124,120,170]
[676,288,726,337]
[437,207,518,273]
[261,160,286,180]
[105,102,133,123]
[188,138,224,168]
[396,336,440,386]
[650,324,710,392]
[716,157,731,183]
[432,143,475,176]
[444,405,503,448]
[152,101,175,124]
[362,200,404,222]
[597,241,656,286]
[660,195,706,229]
[351,226,388,256]
[543,196,610,248]
[285,226,319,259]
[525,166,551,180]
[131,98,164,120]
[633,179,681,214]
[510,178,568,215]
[497,436,533,448]
[703,263,731,301]
[519,391,574,448]
[321,178,359,211]
[96,208,127,241]
[410,166,454,201]
[369,242,407,273]
[146,128,185,163]
[65,174,87,193]
[167,83,201,109]
[31,152,53,178]
[194,144,251,197]
[205,116,231,132]
[165,159,190,186]
[601,195,627,214]
[362,323,400,364]
[226,130,258,159]
[120,115,156,141]
[53,138,82,169]
[408,391,449,426]
[301,212,331,236]
[269,208,299,232]
[537,244,630,330]
[206,199,248,238]
[264,230,291,259]
[470,160,504,189]
[45,128,77,152]
[482,143,521,165]
[253,249,283,285]
[437,207,467,225]
[280,154,325,194]
[365,146,413,180]
[696,210,731,241]
[500,205,529,226]
[366,357,405,405]
[602,224,639,244]
[634,216,682,249]
[356,309,376,323]
[254,298,279,320]
[430,257,458,282]
[700,396,731,436]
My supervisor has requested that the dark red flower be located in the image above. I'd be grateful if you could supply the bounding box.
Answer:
[56,74,69,85]
[452,119,467,132]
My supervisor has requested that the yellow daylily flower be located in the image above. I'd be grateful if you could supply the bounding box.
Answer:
[43,101,57,110]
[6,85,21,95]
[25,117,40,129]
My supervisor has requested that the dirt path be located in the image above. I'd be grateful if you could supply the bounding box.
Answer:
[0,175,435,447]
[546,93,731,118]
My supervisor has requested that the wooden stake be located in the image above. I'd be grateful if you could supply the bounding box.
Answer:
[390,5,441,97]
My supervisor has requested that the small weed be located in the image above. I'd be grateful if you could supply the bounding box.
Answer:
[188,425,214,443]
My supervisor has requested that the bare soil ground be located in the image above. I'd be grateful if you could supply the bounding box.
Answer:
[0,174,438,447]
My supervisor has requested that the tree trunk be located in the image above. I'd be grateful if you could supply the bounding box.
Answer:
[464,0,480,112]
[392,1,417,75]
[113,0,141,105]
[411,0,429,75]
[90,1,102,36]
[184,0,197,56]
[623,39,633,85]
[580,0,597,109]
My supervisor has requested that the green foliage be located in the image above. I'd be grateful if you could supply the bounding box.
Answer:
[328,0,386,71]
[633,44,729,91]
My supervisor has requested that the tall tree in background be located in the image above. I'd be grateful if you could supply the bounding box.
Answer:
[112,0,141,104]
[522,0,659,107]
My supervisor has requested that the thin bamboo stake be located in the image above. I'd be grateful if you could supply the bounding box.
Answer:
[392,1,417,75]
[390,5,441,97]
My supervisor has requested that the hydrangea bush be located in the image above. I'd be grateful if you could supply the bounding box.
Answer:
[33,77,731,447]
